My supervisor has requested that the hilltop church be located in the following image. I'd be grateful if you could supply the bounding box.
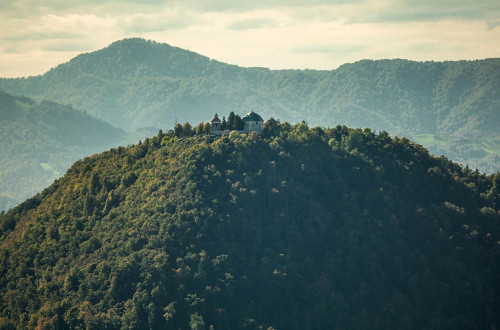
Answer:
[211,111,264,135]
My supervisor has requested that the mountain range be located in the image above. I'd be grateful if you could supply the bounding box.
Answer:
[1,38,499,173]
[0,124,499,329]
[0,91,128,211]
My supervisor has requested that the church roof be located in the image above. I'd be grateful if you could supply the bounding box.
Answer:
[241,111,263,122]
[211,113,221,122]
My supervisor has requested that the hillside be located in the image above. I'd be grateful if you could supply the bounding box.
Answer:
[1,38,499,172]
[0,123,499,329]
[0,91,128,211]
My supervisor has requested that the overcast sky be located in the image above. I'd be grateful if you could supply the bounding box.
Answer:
[0,0,499,77]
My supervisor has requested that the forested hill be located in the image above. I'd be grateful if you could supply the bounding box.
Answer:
[1,122,499,329]
[1,38,499,172]
[0,91,127,211]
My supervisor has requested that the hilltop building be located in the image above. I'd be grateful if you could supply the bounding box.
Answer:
[242,111,264,132]
[211,111,264,135]
[211,113,222,132]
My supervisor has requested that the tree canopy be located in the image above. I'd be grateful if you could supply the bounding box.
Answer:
[0,121,499,329]
[0,90,129,211]
[1,38,498,172]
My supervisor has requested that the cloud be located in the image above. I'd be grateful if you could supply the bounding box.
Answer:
[161,0,367,13]
[487,20,500,30]
[0,0,499,77]
[358,0,500,23]
[292,44,367,54]
[407,40,466,53]
[117,8,197,33]
[42,41,92,52]
[227,18,278,30]
[0,31,83,42]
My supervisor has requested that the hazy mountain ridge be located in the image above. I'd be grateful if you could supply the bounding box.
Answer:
[0,124,499,329]
[0,38,499,172]
[0,90,128,211]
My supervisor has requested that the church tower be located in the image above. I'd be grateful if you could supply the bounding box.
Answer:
[211,113,222,132]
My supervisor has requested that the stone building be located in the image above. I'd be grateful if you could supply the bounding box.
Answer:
[241,111,264,133]
[211,113,222,133]
[211,111,264,135]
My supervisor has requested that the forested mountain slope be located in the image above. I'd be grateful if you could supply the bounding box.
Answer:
[0,123,499,329]
[1,38,499,172]
[0,91,127,211]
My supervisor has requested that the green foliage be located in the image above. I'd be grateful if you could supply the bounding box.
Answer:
[227,112,235,131]
[233,115,244,131]
[182,122,193,137]
[203,122,211,135]
[190,313,205,330]
[0,91,128,211]
[0,194,17,213]
[1,38,498,172]
[195,122,204,136]
[174,122,197,137]
[0,125,499,329]
[221,116,227,131]
[224,111,245,131]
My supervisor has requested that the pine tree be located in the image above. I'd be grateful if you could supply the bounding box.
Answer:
[182,122,193,137]
[234,115,244,130]
[222,116,227,130]
[227,112,235,130]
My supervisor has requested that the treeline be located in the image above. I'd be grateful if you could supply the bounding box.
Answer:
[173,111,245,137]
[0,119,499,329]
[218,112,245,131]
[0,90,129,211]
[1,38,498,172]
[173,122,210,137]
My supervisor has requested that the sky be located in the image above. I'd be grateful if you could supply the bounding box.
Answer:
[0,0,499,77]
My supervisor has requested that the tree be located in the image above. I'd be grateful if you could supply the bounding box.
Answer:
[174,123,183,137]
[222,116,227,130]
[182,122,193,137]
[163,302,176,322]
[234,115,245,130]
[195,122,204,136]
[190,313,204,330]
[227,112,235,130]
[1,117,499,329]
[263,118,280,138]
[203,122,212,135]
[89,173,100,195]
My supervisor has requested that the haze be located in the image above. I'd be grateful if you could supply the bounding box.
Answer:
[0,0,499,77]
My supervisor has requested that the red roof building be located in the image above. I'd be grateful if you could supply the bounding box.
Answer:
[211,113,222,132]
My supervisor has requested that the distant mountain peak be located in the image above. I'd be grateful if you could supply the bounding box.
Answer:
[105,37,176,52]
[101,37,206,60]
[0,40,498,172]
[60,36,217,81]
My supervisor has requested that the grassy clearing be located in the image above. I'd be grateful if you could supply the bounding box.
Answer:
[40,163,60,177]
[412,134,447,147]
[14,100,30,109]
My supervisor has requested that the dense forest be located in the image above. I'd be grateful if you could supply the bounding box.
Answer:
[0,121,499,329]
[0,91,129,211]
[1,38,499,172]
